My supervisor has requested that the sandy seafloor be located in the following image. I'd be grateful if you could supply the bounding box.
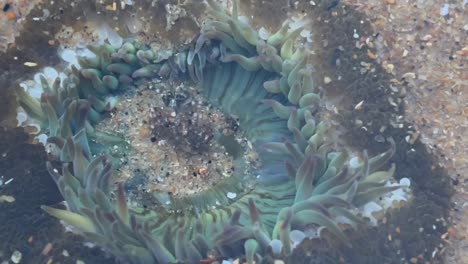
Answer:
[0,0,466,263]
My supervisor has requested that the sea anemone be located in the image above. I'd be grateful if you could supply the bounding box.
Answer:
[16,1,407,263]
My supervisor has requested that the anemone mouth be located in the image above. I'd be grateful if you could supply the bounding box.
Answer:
[15,1,409,263]
[84,42,290,215]
[95,74,263,212]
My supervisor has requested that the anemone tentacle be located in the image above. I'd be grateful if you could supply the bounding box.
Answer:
[16,1,405,263]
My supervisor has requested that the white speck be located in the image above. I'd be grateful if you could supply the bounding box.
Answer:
[59,49,78,65]
[4,178,13,185]
[258,27,270,40]
[10,250,22,264]
[399,178,411,187]
[169,98,177,108]
[349,156,360,168]
[83,242,96,248]
[270,239,283,254]
[402,49,409,57]
[440,4,449,16]
[362,202,383,226]
[324,76,332,84]
[405,135,411,143]
[43,67,59,80]
[37,134,48,146]
[290,230,306,248]
[354,100,364,110]
[16,112,28,126]
[238,16,251,26]
[24,62,38,67]
[226,192,237,199]
[300,29,312,42]
[353,29,359,39]
[0,195,15,203]
[303,229,320,238]
[288,16,308,31]
[215,200,221,206]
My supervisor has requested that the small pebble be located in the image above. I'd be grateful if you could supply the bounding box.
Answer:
[0,195,15,203]
[440,4,449,16]
[354,100,364,110]
[24,62,38,67]
[41,243,53,256]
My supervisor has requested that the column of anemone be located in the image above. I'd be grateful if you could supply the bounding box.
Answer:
[195,0,405,261]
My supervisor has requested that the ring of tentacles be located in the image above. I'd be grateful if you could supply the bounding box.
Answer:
[16,1,401,263]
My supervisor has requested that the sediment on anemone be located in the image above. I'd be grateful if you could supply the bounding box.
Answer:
[15,1,410,263]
